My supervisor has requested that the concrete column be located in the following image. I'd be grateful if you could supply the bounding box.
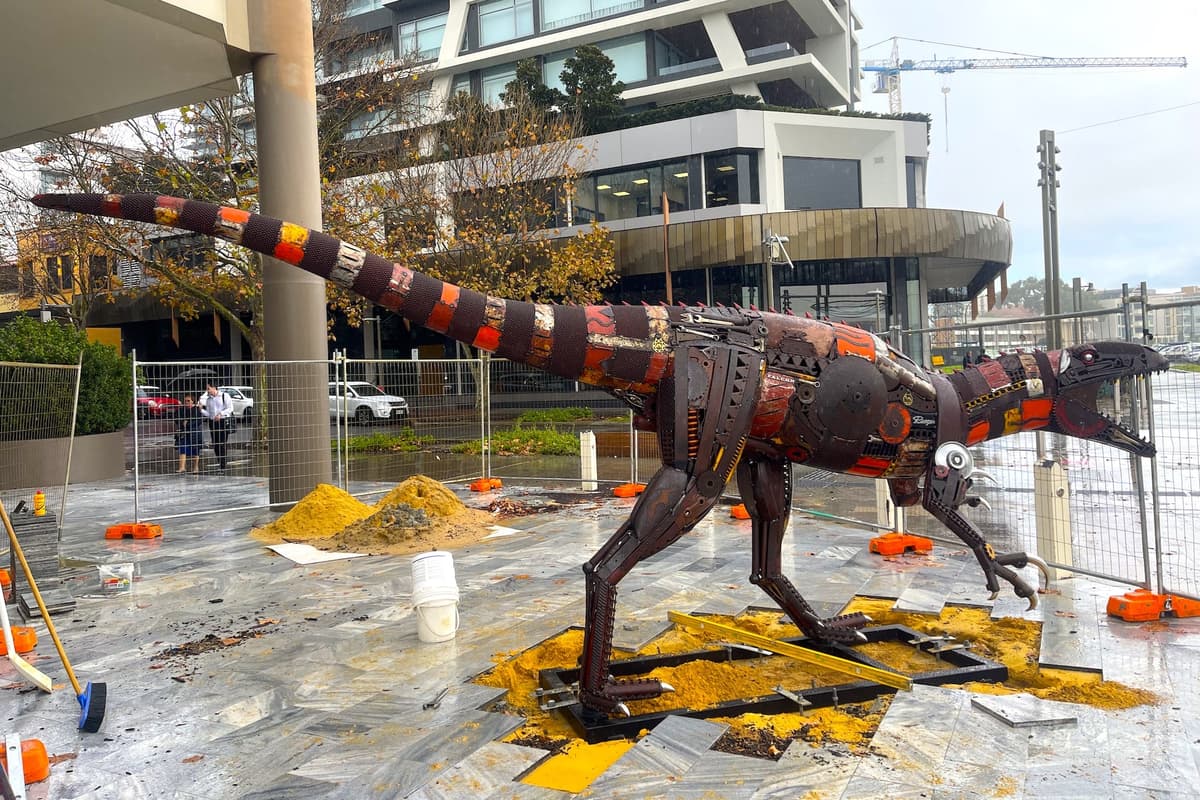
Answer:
[1034,460,1072,581]
[248,0,332,504]
[580,431,598,492]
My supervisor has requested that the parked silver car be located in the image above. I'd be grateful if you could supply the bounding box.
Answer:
[328,381,410,423]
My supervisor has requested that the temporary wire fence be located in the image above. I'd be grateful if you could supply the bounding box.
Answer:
[129,302,1199,603]
[0,360,82,539]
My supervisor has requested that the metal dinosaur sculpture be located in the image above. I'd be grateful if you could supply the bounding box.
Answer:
[33,193,1168,716]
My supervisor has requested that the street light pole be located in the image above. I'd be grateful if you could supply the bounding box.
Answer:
[1072,277,1082,345]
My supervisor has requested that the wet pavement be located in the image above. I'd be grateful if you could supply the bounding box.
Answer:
[1,475,1198,798]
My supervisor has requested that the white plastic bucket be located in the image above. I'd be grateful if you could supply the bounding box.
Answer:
[411,551,459,643]
[415,600,459,643]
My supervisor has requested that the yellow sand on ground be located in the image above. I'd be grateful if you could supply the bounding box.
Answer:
[521,739,635,793]
[373,475,466,516]
[249,483,374,543]
[476,601,1159,761]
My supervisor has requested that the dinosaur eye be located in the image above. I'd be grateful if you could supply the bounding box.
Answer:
[1080,350,1096,364]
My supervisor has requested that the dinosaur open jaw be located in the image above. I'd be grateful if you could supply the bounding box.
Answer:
[1052,343,1170,457]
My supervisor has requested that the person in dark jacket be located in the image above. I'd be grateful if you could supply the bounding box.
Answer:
[174,395,205,473]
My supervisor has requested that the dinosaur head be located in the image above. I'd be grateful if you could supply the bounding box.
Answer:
[1046,342,1168,456]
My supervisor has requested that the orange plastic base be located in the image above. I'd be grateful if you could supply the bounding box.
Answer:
[105,522,163,539]
[869,532,933,556]
[469,477,503,492]
[1107,589,1200,622]
[730,503,751,520]
[0,625,37,655]
[612,483,646,498]
[0,738,49,783]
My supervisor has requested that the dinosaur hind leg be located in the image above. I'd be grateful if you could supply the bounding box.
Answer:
[579,465,723,714]
[736,456,870,643]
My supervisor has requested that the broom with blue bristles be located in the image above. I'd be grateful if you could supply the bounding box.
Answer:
[0,503,106,732]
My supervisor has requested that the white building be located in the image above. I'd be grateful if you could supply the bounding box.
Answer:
[329,0,1010,361]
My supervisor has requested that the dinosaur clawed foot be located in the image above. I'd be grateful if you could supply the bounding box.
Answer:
[987,551,1052,611]
[805,611,873,644]
[579,678,675,717]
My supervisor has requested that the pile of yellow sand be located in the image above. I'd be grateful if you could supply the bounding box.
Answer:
[250,483,374,543]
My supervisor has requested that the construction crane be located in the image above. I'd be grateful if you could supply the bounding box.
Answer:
[863,38,1187,114]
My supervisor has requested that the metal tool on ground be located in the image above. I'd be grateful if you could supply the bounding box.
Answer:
[0,592,50,693]
[422,687,450,710]
[667,610,913,691]
[1,504,106,732]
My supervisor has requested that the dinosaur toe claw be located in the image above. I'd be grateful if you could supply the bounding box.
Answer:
[1026,555,1052,589]
[660,682,676,693]
[615,702,631,717]
[1026,593,1039,612]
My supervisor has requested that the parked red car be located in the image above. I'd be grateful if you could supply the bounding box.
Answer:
[135,386,181,419]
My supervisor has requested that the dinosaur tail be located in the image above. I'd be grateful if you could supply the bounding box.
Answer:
[30,193,666,388]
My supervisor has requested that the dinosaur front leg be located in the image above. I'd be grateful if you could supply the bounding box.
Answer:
[922,442,1048,609]
[737,455,870,643]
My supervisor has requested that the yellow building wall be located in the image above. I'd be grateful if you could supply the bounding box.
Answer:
[86,327,122,349]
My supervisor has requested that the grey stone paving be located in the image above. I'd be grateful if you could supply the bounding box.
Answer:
[0,476,1197,798]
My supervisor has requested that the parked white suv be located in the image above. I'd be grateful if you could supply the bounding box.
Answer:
[329,381,410,423]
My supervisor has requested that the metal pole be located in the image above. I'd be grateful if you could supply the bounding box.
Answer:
[1123,283,1153,590]
[481,353,491,478]
[1072,277,1082,345]
[1141,281,1165,594]
[131,349,140,523]
[249,0,332,505]
[57,354,84,540]
[1038,130,1063,350]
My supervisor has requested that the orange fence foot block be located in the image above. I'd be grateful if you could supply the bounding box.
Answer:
[0,738,50,783]
[470,477,503,492]
[869,532,933,556]
[1108,589,1200,622]
[105,522,163,540]
[612,483,646,498]
[0,625,37,655]
[730,503,751,520]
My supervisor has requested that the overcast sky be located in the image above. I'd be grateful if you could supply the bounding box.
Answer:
[852,0,1199,293]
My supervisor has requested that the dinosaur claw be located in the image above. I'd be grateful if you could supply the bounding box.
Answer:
[660,682,676,693]
[1026,594,1038,612]
[615,703,631,717]
[1026,555,1052,589]
[988,590,1000,601]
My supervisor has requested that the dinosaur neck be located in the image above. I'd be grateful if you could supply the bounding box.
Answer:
[31,192,647,384]
[946,352,1057,444]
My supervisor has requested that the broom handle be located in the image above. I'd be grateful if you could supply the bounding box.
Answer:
[0,503,83,696]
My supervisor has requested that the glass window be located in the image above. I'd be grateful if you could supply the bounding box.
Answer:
[451,73,472,97]
[662,160,689,214]
[704,151,759,208]
[478,0,533,47]
[541,0,639,31]
[330,31,393,74]
[399,13,448,61]
[480,64,517,106]
[782,157,861,210]
[905,157,925,209]
[544,34,646,90]
[595,166,655,221]
[345,0,384,14]
[711,264,763,309]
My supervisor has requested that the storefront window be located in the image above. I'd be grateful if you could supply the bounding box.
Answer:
[783,156,861,210]
[704,151,759,207]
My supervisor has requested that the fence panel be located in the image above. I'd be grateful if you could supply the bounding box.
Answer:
[0,362,80,536]
[339,358,485,499]
[1144,296,1200,600]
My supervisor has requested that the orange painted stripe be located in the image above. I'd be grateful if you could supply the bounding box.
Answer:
[833,324,876,360]
[966,420,990,446]
[218,207,252,225]
[425,283,459,333]
[1020,397,1053,430]
[583,343,612,371]
[643,352,670,384]
[273,241,306,264]
[472,325,501,352]
[848,456,890,478]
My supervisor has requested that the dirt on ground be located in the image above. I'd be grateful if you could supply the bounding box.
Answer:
[250,475,499,555]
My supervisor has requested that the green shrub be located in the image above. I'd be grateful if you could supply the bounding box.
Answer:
[342,429,434,453]
[515,407,594,424]
[0,317,132,437]
[452,425,580,456]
